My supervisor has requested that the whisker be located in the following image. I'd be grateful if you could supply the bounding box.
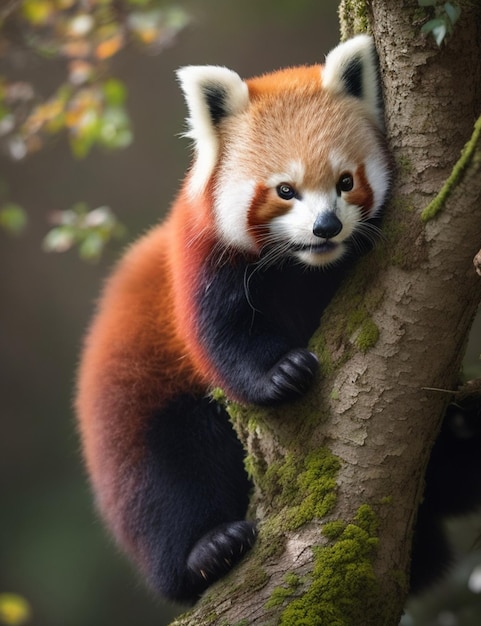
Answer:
[348,220,385,255]
[242,240,293,310]
[357,220,385,242]
[184,225,211,251]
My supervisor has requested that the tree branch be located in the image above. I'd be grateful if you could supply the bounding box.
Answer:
[171,2,481,624]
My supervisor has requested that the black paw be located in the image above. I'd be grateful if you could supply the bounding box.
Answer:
[258,349,319,405]
[186,521,257,594]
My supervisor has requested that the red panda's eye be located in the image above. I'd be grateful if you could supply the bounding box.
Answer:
[337,173,354,194]
[276,183,297,200]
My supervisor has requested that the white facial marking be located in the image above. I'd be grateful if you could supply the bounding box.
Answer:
[267,160,306,189]
[329,152,355,177]
[365,154,390,217]
[214,178,257,250]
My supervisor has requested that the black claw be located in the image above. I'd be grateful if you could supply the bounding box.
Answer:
[186,521,257,594]
[260,349,319,405]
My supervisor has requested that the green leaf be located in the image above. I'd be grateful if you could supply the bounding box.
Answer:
[432,22,448,45]
[421,17,449,45]
[444,2,461,25]
[421,17,445,33]
[79,231,105,261]
[102,78,127,106]
[432,22,448,46]
[418,0,437,6]
[83,205,114,228]
[42,203,126,260]
[42,226,75,252]
[0,203,27,235]
[164,6,190,30]
[21,0,53,25]
[98,107,132,149]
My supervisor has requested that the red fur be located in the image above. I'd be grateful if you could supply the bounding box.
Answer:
[247,65,322,98]
[246,183,279,248]
[347,164,374,218]
[76,179,223,532]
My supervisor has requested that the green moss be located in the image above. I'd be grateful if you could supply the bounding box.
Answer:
[397,154,414,176]
[310,260,385,366]
[266,573,302,609]
[322,520,346,541]
[391,569,409,592]
[338,0,371,40]
[278,506,381,626]
[200,611,219,625]
[284,573,301,587]
[355,504,379,537]
[233,564,270,596]
[243,454,255,480]
[256,448,341,532]
[421,115,481,221]
[246,415,259,432]
[330,388,340,401]
[296,450,341,521]
[228,402,263,430]
[280,449,341,530]
[340,285,382,353]
[389,196,415,215]
[380,210,430,270]
[345,306,368,336]
[255,518,288,561]
[389,249,409,269]
[261,455,296,504]
[312,335,335,376]
[249,446,342,587]
[379,214,411,268]
[354,318,380,353]
[209,387,227,403]
[204,551,270,608]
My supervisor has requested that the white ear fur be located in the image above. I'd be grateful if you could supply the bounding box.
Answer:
[322,35,383,128]
[176,65,249,197]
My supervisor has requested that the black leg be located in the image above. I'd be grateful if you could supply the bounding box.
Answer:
[120,394,254,603]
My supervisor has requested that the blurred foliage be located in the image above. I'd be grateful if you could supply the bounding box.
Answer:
[0,202,27,234]
[42,202,126,261]
[0,0,188,257]
[0,0,188,158]
[0,178,27,235]
[418,0,461,46]
[0,594,31,626]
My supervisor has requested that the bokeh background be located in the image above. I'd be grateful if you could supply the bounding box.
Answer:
[1,2,481,625]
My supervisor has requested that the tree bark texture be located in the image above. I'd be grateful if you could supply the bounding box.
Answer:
[172,2,481,624]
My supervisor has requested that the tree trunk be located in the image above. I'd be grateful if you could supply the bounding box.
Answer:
[172,2,481,624]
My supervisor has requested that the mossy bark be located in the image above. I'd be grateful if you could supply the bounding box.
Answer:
[172,2,481,624]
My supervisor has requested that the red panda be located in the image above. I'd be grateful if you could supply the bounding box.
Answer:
[76,35,391,604]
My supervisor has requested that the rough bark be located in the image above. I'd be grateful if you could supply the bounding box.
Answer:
[172,2,481,624]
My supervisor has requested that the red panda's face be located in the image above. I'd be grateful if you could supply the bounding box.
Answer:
[213,89,390,267]
[177,35,391,267]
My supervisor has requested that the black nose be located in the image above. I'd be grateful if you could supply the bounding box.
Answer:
[313,213,343,239]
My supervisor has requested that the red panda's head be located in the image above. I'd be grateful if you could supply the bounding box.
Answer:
[177,35,391,267]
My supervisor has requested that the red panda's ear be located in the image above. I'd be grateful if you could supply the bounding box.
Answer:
[322,35,384,129]
[176,66,249,197]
